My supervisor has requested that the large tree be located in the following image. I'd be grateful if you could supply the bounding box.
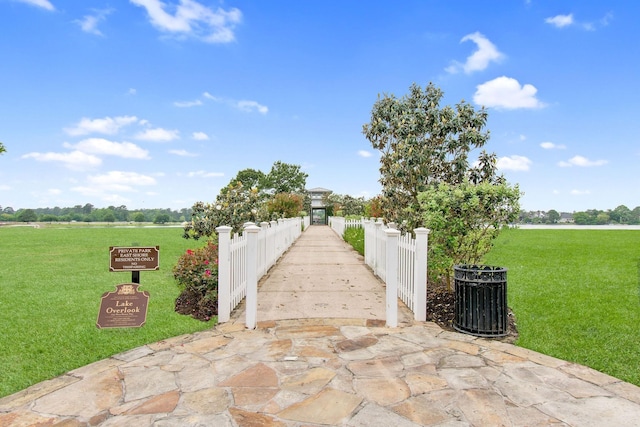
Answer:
[362,82,499,229]
[262,161,308,194]
[0,142,5,155]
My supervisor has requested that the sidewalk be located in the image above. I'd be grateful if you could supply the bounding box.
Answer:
[2,225,640,426]
[250,224,412,323]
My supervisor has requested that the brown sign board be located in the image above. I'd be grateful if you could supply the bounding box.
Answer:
[109,246,159,272]
[97,283,149,329]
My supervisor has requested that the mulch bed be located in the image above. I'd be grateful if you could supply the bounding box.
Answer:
[175,289,217,322]
[427,282,519,343]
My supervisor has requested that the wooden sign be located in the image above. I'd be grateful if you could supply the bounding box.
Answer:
[109,246,159,272]
[96,283,149,329]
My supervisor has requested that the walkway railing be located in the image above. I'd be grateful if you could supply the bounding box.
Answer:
[216,216,308,328]
[330,217,429,326]
[327,216,364,237]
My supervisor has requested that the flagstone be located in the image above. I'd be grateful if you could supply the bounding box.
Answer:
[275,324,342,339]
[347,356,404,377]
[278,388,362,424]
[178,388,231,414]
[229,407,286,427]
[506,406,565,426]
[281,367,336,394]
[346,402,422,427]
[604,381,640,405]
[32,368,122,418]
[218,363,278,388]
[121,365,177,402]
[457,388,510,426]
[230,387,279,408]
[438,353,485,369]
[404,372,448,395]
[392,393,455,425]
[354,377,410,405]
[438,368,490,390]
[335,335,379,353]
[125,390,180,415]
[181,335,233,354]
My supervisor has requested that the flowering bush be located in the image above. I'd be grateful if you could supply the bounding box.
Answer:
[173,242,219,320]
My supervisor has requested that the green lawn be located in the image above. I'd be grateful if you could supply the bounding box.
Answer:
[0,225,213,398]
[484,228,640,386]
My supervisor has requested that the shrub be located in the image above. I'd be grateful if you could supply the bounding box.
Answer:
[173,242,219,320]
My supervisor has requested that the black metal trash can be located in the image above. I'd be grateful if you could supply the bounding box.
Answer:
[454,265,507,337]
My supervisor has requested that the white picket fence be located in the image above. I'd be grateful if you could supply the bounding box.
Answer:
[327,216,365,237]
[331,217,429,326]
[216,217,308,328]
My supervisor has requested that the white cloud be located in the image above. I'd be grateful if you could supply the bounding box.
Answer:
[236,100,268,114]
[203,93,268,114]
[75,9,112,36]
[545,14,574,28]
[64,116,138,136]
[169,149,198,157]
[73,171,157,195]
[446,32,504,74]
[474,76,545,109]
[497,155,532,171]
[128,88,137,95]
[558,155,608,167]
[203,91,220,101]
[571,189,591,195]
[22,151,102,171]
[174,99,203,107]
[89,170,156,186]
[134,127,180,142]
[16,0,54,11]
[0,185,11,191]
[357,150,372,158]
[187,170,224,178]
[47,188,62,195]
[540,142,566,150]
[130,0,242,43]
[64,138,150,159]
[192,131,209,140]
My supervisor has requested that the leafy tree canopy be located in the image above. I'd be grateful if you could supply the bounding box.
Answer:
[262,161,308,194]
[0,142,5,155]
[363,82,501,229]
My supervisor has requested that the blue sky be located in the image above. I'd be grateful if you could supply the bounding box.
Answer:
[1,0,638,213]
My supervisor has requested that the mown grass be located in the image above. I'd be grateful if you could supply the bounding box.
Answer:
[0,225,213,398]
[343,227,364,255]
[484,228,640,386]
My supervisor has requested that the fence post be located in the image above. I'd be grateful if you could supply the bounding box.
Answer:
[385,228,400,327]
[244,224,261,330]
[413,227,429,321]
[374,219,383,277]
[215,226,232,323]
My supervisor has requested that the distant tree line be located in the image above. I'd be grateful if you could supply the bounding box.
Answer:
[519,205,640,225]
[0,204,191,224]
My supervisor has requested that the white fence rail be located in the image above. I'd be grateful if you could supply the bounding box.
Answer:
[331,217,429,326]
[216,216,307,328]
[328,216,365,237]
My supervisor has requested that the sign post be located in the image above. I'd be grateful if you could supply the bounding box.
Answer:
[98,246,160,328]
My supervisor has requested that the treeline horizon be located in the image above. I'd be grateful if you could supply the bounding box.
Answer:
[3,201,640,226]
[0,204,192,224]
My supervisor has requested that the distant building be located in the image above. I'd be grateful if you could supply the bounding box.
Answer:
[559,212,574,223]
[307,187,332,225]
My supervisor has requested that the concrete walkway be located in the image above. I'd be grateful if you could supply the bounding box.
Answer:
[2,226,640,426]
